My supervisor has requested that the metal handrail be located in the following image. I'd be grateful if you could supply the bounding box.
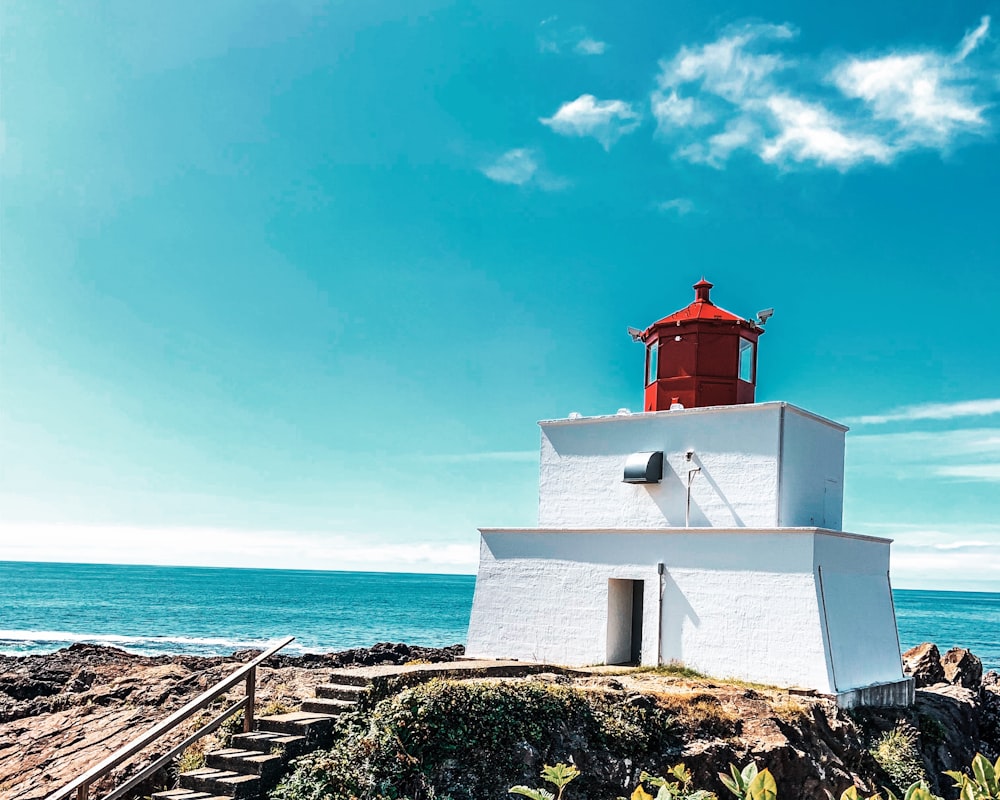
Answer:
[46,635,295,800]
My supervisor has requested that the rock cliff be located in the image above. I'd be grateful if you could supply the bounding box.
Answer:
[0,642,464,799]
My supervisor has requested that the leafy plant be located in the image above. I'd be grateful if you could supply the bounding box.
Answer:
[945,753,1000,800]
[719,763,776,800]
[509,763,582,800]
[634,763,717,799]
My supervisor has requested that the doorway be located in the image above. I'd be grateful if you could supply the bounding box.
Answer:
[607,579,644,665]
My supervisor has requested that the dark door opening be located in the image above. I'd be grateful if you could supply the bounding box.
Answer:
[607,579,644,665]
[630,580,644,665]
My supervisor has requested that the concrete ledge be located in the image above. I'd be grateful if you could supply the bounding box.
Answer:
[836,677,915,709]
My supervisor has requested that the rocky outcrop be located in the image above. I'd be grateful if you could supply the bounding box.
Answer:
[275,650,1000,800]
[941,648,983,690]
[902,643,945,687]
[0,642,464,800]
[2,641,997,800]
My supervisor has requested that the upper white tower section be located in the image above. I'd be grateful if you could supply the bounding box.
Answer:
[538,401,846,530]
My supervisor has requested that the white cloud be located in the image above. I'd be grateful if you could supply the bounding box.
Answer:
[846,398,1000,425]
[935,464,1000,482]
[0,522,479,574]
[656,198,695,215]
[540,94,641,149]
[574,37,606,56]
[651,91,714,130]
[833,53,987,147]
[651,17,995,170]
[760,95,895,168]
[481,149,568,191]
[678,117,760,166]
[421,450,539,464]
[891,543,1000,590]
[482,148,538,185]
[956,15,991,62]
[856,522,1000,591]
[656,23,794,103]
[538,20,607,57]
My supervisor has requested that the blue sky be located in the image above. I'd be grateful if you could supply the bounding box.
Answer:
[1,0,998,590]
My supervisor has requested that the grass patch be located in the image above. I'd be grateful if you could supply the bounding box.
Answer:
[631,662,707,679]
[176,740,206,772]
[655,693,740,738]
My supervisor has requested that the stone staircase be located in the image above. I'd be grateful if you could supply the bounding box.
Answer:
[151,672,371,800]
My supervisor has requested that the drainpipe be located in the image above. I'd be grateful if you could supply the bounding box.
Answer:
[657,562,665,666]
[685,450,701,527]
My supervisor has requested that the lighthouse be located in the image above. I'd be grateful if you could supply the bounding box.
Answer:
[636,279,764,412]
[466,279,913,708]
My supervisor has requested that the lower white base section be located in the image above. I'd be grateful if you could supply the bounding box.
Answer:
[836,678,916,709]
[466,528,909,706]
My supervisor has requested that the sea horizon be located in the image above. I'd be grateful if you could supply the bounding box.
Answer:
[5,558,999,594]
[2,560,998,670]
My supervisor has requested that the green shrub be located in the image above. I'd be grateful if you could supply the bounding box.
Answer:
[271,679,679,800]
[869,727,927,794]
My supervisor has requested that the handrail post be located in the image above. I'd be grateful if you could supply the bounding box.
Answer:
[243,666,256,733]
[76,785,87,800]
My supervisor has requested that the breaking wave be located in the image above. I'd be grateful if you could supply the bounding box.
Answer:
[0,629,313,657]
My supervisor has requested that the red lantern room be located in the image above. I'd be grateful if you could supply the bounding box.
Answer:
[635,279,765,412]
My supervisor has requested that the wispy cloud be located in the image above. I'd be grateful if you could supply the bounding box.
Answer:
[656,198,695,215]
[0,522,479,573]
[481,149,568,190]
[482,148,538,185]
[420,450,538,464]
[538,19,607,57]
[760,95,895,167]
[849,425,1000,484]
[540,94,641,149]
[574,38,607,56]
[833,46,987,148]
[655,22,794,106]
[857,522,1000,590]
[957,15,991,62]
[651,17,995,170]
[846,398,1000,425]
[935,464,1000,482]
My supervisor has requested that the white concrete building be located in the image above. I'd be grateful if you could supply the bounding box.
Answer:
[466,282,913,708]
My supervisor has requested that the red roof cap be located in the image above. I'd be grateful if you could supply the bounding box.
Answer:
[647,278,747,329]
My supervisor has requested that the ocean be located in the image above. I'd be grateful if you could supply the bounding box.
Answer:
[1,561,997,670]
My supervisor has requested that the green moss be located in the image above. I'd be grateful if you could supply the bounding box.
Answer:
[271,679,679,800]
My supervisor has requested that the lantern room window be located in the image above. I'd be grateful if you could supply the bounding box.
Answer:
[738,337,755,383]
[646,342,659,386]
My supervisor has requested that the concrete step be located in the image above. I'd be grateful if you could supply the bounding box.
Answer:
[300,697,356,715]
[179,767,261,799]
[315,683,368,701]
[150,791,231,800]
[229,729,307,757]
[325,671,372,687]
[205,747,285,779]
[256,711,338,745]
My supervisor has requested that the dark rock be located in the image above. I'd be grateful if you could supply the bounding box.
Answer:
[902,643,945,688]
[941,648,983,690]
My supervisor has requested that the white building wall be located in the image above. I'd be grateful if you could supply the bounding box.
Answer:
[778,406,846,529]
[466,529,901,694]
[813,533,904,691]
[537,403,845,531]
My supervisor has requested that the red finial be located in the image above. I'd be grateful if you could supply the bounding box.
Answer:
[693,278,713,304]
